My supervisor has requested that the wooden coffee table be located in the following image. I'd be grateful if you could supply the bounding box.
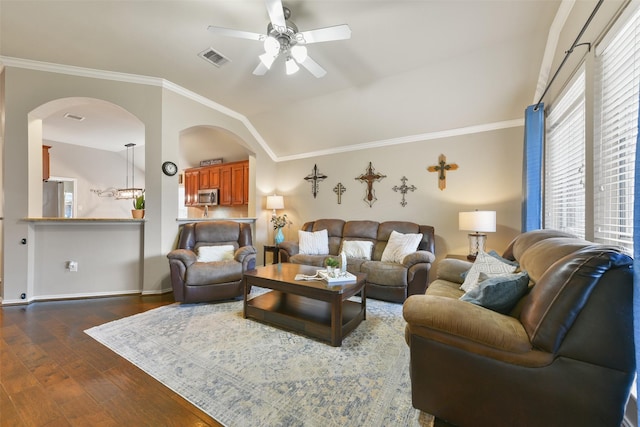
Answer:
[243,263,366,347]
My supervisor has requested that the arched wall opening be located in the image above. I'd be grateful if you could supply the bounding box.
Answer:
[29,97,145,218]
[178,125,255,220]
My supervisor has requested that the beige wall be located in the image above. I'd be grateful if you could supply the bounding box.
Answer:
[274,126,524,260]
[0,61,523,304]
[0,66,275,304]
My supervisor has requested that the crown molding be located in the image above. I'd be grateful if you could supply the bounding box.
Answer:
[0,56,522,163]
[0,56,279,161]
[276,119,524,162]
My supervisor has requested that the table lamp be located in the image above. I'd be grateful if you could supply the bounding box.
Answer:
[266,194,284,218]
[459,210,496,260]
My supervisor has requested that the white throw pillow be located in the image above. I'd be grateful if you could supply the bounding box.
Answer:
[460,250,518,293]
[197,245,235,262]
[298,229,329,255]
[341,240,374,260]
[381,230,423,263]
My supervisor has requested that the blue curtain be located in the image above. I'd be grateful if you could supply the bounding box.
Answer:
[634,91,640,426]
[522,104,544,232]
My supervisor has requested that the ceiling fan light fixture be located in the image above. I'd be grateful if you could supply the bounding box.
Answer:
[264,36,280,55]
[290,45,307,62]
[259,52,276,69]
[285,57,299,75]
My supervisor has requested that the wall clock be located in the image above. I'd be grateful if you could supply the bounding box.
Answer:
[162,161,178,176]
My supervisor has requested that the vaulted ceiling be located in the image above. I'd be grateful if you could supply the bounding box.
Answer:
[0,0,561,160]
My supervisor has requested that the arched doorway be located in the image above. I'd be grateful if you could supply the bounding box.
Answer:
[30,97,145,218]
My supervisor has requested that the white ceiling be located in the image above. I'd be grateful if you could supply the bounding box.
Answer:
[0,0,561,158]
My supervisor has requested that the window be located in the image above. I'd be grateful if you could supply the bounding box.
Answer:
[594,6,640,251]
[545,70,586,238]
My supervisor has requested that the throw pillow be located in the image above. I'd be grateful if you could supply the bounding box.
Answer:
[298,229,330,255]
[341,240,374,260]
[488,250,520,267]
[460,250,517,293]
[197,245,235,262]
[381,230,423,263]
[460,271,530,314]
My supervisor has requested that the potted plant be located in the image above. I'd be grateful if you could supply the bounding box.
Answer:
[132,193,145,219]
[325,257,340,277]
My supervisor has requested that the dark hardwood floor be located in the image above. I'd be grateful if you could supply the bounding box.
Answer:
[1,294,223,426]
[1,293,454,427]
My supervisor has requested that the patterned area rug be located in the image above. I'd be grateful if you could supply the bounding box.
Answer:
[85,291,433,427]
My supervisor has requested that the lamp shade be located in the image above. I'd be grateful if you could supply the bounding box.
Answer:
[459,211,496,233]
[266,195,284,210]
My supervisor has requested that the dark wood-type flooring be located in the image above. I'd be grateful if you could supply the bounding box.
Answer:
[1,293,454,427]
[1,294,222,426]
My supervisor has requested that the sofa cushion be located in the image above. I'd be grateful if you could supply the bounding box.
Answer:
[381,230,423,263]
[518,237,591,283]
[311,219,345,255]
[289,254,327,267]
[186,261,243,285]
[197,245,235,262]
[341,240,374,260]
[362,261,408,287]
[460,250,517,293]
[298,229,329,255]
[460,271,530,314]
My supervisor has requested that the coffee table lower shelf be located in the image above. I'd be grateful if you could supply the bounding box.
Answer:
[245,290,364,346]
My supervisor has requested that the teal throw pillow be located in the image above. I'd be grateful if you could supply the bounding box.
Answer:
[460,271,530,314]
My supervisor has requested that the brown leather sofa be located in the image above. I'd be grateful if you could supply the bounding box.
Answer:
[403,229,635,427]
[167,221,256,303]
[278,219,435,303]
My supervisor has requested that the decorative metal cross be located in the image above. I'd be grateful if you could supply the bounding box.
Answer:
[333,182,346,204]
[392,176,417,207]
[304,164,327,198]
[427,154,458,190]
[355,162,386,207]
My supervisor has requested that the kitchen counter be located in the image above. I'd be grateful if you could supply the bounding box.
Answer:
[23,217,144,223]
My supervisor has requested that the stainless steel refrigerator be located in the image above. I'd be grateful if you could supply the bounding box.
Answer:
[43,181,65,217]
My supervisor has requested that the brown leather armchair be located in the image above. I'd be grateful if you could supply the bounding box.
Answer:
[167,221,256,303]
[403,230,635,427]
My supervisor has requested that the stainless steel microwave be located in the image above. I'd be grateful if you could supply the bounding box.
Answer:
[197,189,219,205]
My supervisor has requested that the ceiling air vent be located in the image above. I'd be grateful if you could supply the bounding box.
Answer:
[198,47,231,68]
[64,112,85,121]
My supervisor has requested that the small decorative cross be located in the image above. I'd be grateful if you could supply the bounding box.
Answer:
[355,162,386,207]
[392,176,417,207]
[333,182,346,204]
[304,164,327,198]
[427,154,458,190]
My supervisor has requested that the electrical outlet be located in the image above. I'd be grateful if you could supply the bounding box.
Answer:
[67,261,78,272]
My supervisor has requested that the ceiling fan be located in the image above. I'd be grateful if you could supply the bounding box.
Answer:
[207,0,351,78]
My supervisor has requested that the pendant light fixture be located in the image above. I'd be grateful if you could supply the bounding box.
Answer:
[115,143,144,200]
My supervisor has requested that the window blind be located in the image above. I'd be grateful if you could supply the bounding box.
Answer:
[545,70,586,238]
[594,6,640,251]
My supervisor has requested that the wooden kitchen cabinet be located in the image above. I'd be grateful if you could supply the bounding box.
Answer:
[42,145,51,181]
[184,169,199,206]
[184,160,248,206]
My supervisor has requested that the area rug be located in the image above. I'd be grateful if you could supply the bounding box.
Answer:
[85,291,433,427]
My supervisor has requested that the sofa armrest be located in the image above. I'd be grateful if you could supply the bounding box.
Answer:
[278,241,299,262]
[403,250,435,268]
[167,249,197,267]
[236,246,257,271]
[436,258,473,284]
[403,294,532,354]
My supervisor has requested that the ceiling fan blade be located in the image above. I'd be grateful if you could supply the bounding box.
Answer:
[297,24,352,44]
[264,0,286,30]
[208,25,265,41]
[253,61,269,76]
[299,56,327,78]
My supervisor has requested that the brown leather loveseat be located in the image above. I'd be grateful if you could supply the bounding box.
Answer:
[278,219,435,303]
[403,229,635,426]
[167,221,257,303]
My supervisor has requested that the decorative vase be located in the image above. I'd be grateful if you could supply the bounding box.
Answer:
[275,227,284,245]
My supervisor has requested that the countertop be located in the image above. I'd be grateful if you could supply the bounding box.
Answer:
[176,217,257,223]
